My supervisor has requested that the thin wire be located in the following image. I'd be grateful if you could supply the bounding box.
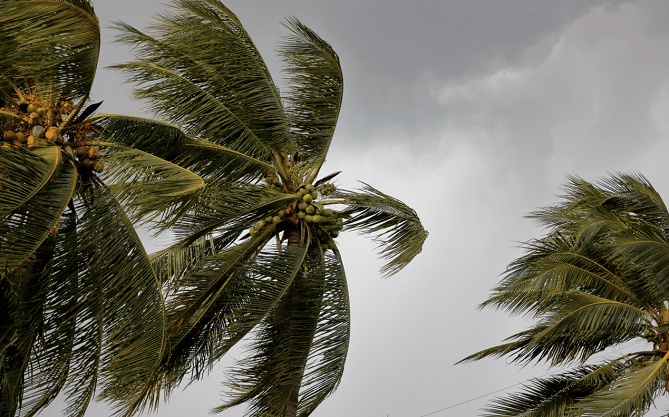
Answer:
[414,369,561,417]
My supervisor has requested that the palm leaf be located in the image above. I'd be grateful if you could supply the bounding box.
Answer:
[218,240,328,417]
[95,142,206,227]
[0,0,99,99]
[93,115,274,182]
[482,363,625,417]
[278,16,343,181]
[294,249,350,417]
[333,183,428,276]
[110,0,291,158]
[159,230,309,397]
[0,145,61,219]
[1,231,56,417]
[570,356,669,417]
[0,157,76,271]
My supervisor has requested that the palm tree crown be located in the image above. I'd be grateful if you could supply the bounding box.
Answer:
[461,173,669,417]
[0,1,203,416]
[106,0,429,415]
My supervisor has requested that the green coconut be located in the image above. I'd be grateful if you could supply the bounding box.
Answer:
[305,206,315,215]
[277,211,285,219]
[272,216,281,223]
[298,201,308,211]
[322,209,334,217]
[305,215,313,223]
[258,220,266,228]
[305,184,314,192]
[298,212,306,220]
[303,194,313,203]
[330,230,339,238]
[312,215,322,224]
[264,216,273,223]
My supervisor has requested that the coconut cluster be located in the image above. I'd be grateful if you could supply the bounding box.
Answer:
[0,95,104,174]
[248,181,344,250]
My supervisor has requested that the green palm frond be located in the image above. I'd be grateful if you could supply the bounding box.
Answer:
[218,243,329,417]
[570,357,669,417]
[294,250,350,417]
[97,143,206,227]
[0,158,76,271]
[72,185,166,416]
[93,115,275,182]
[18,211,78,417]
[0,0,99,99]
[278,16,343,181]
[481,233,638,316]
[1,233,55,417]
[159,232,309,396]
[0,145,61,219]
[333,183,428,276]
[482,363,625,417]
[111,0,291,159]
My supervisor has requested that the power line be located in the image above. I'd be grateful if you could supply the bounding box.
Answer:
[414,370,561,417]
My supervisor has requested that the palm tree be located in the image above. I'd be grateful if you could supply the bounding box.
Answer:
[0,1,202,416]
[103,1,428,416]
[461,173,669,417]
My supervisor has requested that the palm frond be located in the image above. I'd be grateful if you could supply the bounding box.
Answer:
[278,16,343,180]
[481,233,638,316]
[0,0,99,99]
[294,249,350,417]
[333,183,428,276]
[218,241,330,416]
[570,356,669,417]
[0,157,76,271]
[1,232,56,417]
[0,145,61,219]
[93,114,275,184]
[159,230,309,396]
[73,185,166,416]
[111,0,291,158]
[482,362,625,417]
[96,142,205,228]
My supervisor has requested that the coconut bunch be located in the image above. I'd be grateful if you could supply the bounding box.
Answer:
[1,84,105,174]
[248,180,345,251]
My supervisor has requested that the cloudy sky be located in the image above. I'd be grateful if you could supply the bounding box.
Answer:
[40,1,669,416]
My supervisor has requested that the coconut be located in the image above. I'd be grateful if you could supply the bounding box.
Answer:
[87,148,99,160]
[45,128,59,141]
[26,104,36,114]
[272,216,281,223]
[305,206,315,215]
[272,177,281,185]
[75,146,87,158]
[330,230,339,238]
[312,215,322,224]
[302,194,313,203]
[258,220,266,228]
[93,162,105,173]
[305,215,313,223]
[81,158,94,170]
[298,201,308,211]
[322,209,333,217]
[305,184,314,192]
[277,211,285,219]
[297,212,306,220]
[264,216,273,223]
[3,131,16,142]
[26,135,34,147]
[15,132,26,144]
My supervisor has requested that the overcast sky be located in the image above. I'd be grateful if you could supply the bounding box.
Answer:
[39,1,669,416]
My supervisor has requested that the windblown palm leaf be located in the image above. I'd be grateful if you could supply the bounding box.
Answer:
[111,1,427,415]
[462,173,669,417]
[0,1,204,415]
